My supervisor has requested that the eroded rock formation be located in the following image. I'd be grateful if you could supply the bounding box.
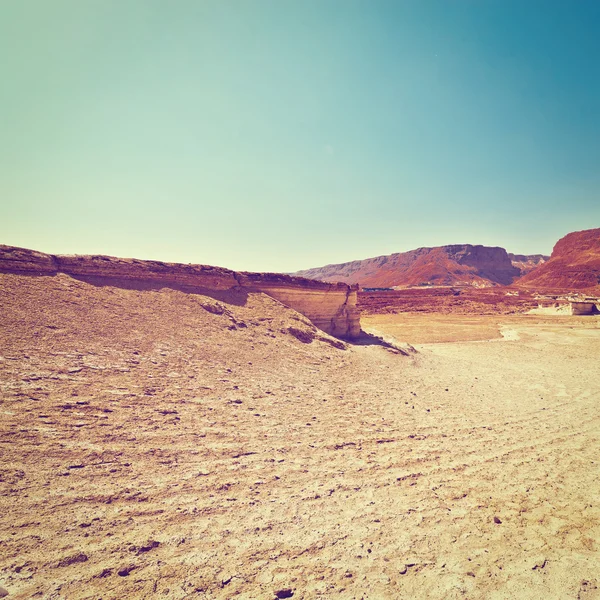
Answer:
[0,245,361,339]
[507,253,549,276]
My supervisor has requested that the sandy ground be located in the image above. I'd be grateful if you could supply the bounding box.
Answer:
[1,273,599,599]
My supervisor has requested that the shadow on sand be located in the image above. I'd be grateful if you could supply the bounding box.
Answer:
[349,330,417,355]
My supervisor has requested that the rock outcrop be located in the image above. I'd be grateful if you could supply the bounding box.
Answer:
[0,245,361,339]
[295,244,521,288]
[516,228,600,293]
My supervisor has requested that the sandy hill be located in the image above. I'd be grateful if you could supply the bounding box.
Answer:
[295,244,526,288]
[516,228,600,293]
[0,245,360,339]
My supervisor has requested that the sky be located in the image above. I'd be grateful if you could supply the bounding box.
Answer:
[1,0,599,272]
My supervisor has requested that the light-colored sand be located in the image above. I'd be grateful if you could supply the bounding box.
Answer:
[1,273,599,599]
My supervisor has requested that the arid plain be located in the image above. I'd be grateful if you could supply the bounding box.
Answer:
[1,267,599,600]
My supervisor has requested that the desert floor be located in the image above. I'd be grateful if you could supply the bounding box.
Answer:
[1,273,599,599]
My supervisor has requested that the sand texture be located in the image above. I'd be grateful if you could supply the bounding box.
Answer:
[0,272,599,599]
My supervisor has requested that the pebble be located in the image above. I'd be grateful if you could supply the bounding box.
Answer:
[493,516,502,524]
[274,589,294,599]
[0,587,8,598]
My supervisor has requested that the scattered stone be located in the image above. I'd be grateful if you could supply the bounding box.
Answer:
[56,553,88,567]
[117,565,135,577]
[136,540,160,555]
[287,327,315,344]
[493,516,502,524]
[274,589,294,599]
[467,571,476,577]
[0,586,8,598]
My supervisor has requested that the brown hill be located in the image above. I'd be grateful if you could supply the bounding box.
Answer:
[516,228,600,292]
[295,245,521,288]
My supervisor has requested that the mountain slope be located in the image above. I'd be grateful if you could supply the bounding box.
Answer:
[295,245,521,288]
[516,228,600,292]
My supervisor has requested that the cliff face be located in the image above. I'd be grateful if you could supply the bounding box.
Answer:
[295,244,520,288]
[0,245,360,339]
[516,228,600,293]
[508,253,549,276]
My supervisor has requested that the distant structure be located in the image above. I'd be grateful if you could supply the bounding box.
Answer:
[569,300,600,315]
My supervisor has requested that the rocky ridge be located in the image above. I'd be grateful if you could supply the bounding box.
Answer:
[507,253,549,276]
[295,244,521,288]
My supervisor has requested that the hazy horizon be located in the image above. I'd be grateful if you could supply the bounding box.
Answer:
[2,0,599,272]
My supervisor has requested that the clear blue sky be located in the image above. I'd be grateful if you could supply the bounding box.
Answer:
[1,0,599,271]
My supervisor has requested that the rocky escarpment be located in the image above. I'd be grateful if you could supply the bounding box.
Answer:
[295,244,521,288]
[508,253,549,276]
[516,228,600,293]
[0,245,361,339]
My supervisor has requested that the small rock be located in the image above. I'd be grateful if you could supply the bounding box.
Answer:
[493,516,502,524]
[466,571,476,577]
[137,540,160,554]
[399,565,408,575]
[56,552,88,567]
[117,565,134,577]
[0,586,8,598]
[274,589,294,599]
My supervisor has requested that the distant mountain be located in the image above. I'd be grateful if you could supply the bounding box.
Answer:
[516,228,600,293]
[295,244,522,288]
[507,253,549,276]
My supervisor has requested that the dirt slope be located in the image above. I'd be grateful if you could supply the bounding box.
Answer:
[1,272,599,599]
